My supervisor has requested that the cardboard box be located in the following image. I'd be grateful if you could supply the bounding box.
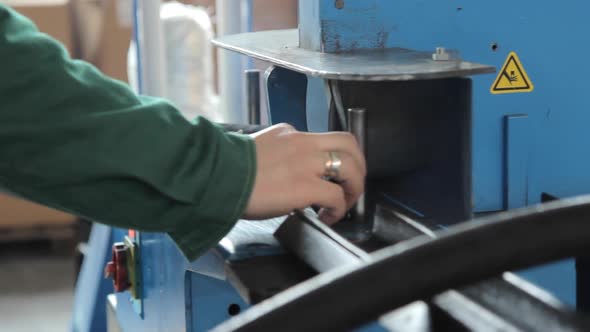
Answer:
[4,0,74,55]
[69,0,103,62]
[95,0,132,82]
[0,193,76,228]
[71,0,132,82]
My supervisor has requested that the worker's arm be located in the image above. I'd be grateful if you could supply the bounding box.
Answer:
[0,6,256,260]
[0,5,366,261]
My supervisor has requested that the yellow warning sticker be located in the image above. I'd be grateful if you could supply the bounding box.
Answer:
[490,52,534,94]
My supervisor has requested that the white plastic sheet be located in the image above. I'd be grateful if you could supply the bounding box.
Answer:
[128,2,220,121]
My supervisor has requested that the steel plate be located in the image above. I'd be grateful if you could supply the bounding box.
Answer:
[212,29,495,81]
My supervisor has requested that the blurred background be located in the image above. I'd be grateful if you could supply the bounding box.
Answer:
[0,1,295,331]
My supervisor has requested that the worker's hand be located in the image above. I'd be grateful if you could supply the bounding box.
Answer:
[243,123,366,225]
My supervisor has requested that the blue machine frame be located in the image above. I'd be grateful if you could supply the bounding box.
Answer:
[72,1,590,331]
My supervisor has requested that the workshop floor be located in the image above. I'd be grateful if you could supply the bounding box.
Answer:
[0,241,76,332]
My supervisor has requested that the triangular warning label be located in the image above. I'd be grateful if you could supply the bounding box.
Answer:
[490,52,534,94]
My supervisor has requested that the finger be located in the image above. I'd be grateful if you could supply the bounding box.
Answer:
[303,132,366,175]
[302,179,347,225]
[307,152,365,209]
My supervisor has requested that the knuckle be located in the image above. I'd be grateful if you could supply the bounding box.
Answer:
[275,123,296,132]
[286,130,303,141]
[267,123,297,138]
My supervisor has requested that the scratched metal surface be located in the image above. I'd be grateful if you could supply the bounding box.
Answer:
[298,0,399,53]
[213,30,494,81]
[215,217,287,261]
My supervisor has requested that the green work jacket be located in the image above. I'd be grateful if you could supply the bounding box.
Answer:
[0,5,256,261]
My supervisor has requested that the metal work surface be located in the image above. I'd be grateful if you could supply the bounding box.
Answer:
[274,202,588,331]
[216,197,590,331]
[225,254,315,305]
[275,210,370,272]
[216,218,286,261]
[213,30,494,81]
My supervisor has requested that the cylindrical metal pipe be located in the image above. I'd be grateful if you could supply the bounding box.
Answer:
[245,69,261,125]
[348,108,367,156]
[348,108,368,222]
[136,0,167,98]
[216,0,253,124]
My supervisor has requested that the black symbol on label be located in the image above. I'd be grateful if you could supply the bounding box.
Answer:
[503,70,519,84]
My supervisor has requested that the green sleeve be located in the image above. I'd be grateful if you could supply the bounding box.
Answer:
[0,6,256,261]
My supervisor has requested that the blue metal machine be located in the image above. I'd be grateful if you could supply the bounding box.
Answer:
[72,0,590,331]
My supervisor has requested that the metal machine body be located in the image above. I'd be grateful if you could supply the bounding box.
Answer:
[294,0,590,305]
[356,2,590,304]
[367,1,590,304]
[72,0,590,331]
[239,0,590,305]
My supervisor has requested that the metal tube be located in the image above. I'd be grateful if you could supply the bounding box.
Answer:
[136,0,167,98]
[245,69,261,125]
[348,108,367,155]
[216,0,253,123]
[329,80,347,130]
[348,108,367,222]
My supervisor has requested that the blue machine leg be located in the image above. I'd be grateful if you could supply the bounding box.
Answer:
[70,224,114,332]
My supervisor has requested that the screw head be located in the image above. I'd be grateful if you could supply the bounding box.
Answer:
[432,47,461,61]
